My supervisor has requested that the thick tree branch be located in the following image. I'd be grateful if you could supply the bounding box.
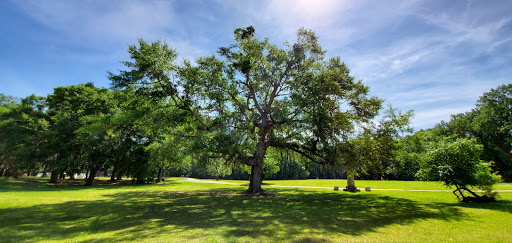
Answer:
[246,76,264,114]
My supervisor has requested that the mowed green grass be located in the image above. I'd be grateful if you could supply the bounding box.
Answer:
[1,177,511,242]
[195,178,512,190]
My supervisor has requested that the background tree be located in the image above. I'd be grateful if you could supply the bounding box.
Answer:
[45,83,112,184]
[417,138,500,202]
[0,95,48,177]
[339,106,413,191]
[470,84,512,179]
[416,84,512,180]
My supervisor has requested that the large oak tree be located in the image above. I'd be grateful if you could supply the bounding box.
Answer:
[110,27,382,193]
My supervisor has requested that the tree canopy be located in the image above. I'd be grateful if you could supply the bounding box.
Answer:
[417,138,501,202]
[109,27,383,193]
[0,28,508,198]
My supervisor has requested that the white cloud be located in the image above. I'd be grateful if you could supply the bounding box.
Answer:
[412,106,473,130]
[5,0,511,131]
[14,0,176,45]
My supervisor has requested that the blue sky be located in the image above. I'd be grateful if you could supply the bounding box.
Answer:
[1,0,511,130]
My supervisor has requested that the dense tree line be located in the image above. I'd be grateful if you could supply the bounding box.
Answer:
[1,28,507,198]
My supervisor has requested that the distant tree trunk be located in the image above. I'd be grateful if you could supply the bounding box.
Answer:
[1,167,7,177]
[69,173,76,180]
[156,167,163,183]
[85,166,100,186]
[116,174,122,180]
[59,171,66,179]
[110,163,119,181]
[344,169,359,192]
[42,165,48,177]
[49,170,59,183]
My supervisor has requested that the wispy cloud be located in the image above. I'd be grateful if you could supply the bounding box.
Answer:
[14,0,176,45]
[3,0,511,130]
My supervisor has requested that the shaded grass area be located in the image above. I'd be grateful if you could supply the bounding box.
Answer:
[1,177,511,242]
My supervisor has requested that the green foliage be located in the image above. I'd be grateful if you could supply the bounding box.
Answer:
[390,134,428,180]
[418,84,512,180]
[417,138,501,200]
[109,27,384,192]
[0,95,48,177]
[339,106,414,179]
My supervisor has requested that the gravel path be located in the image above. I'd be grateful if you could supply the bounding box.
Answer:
[184,178,512,192]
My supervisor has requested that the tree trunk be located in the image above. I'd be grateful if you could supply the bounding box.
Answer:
[42,165,48,177]
[246,138,268,194]
[1,167,6,177]
[462,187,481,198]
[85,167,100,186]
[247,163,264,193]
[344,169,359,192]
[110,163,119,181]
[245,118,275,194]
[69,173,76,180]
[117,174,122,180]
[59,171,66,180]
[49,170,59,183]
[156,167,163,183]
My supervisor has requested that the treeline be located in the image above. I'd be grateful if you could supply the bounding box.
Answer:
[0,86,347,183]
[1,85,510,185]
[156,83,512,182]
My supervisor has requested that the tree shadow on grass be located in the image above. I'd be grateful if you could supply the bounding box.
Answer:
[0,187,471,242]
[445,198,512,214]
[0,177,181,192]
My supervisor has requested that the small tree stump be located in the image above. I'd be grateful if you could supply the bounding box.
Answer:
[333,186,339,191]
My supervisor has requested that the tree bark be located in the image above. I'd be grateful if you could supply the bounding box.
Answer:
[344,169,359,192]
[85,166,100,186]
[246,139,268,194]
[247,163,264,193]
[110,163,119,181]
[69,173,76,180]
[463,187,481,198]
[42,165,48,177]
[156,167,163,183]
[49,170,59,183]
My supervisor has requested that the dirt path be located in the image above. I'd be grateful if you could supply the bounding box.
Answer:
[184,178,512,192]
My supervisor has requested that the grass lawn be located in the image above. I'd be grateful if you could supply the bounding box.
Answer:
[1,177,511,242]
[195,178,512,190]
